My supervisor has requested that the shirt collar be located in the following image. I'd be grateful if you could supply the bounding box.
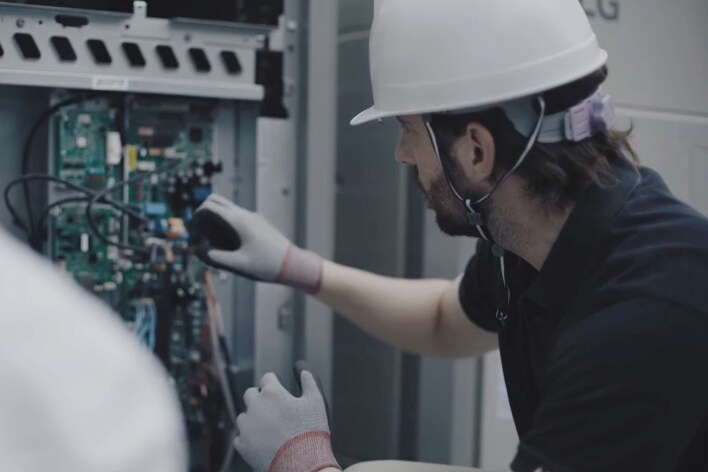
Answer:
[525,156,642,317]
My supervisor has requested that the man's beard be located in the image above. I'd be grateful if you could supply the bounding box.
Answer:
[422,172,518,249]
[422,173,483,238]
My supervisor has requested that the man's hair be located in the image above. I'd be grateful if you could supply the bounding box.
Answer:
[431,66,637,213]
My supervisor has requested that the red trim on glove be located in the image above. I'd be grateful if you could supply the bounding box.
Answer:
[275,245,323,294]
[269,431,340,472]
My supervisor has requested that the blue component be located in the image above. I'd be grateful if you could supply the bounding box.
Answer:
[143,202,168,216]
[192,187,212,203]
[157,218,169,236]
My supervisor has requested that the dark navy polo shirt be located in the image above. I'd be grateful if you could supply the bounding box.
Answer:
[459,157,708,472]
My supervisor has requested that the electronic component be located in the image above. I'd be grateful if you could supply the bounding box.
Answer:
[167,218,186,240]
[56,108,119,188]
[52,203,118,291]
[106,131,123,166]
[47,95,229,470]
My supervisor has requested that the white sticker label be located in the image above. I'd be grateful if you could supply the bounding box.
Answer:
[80,233,89,253]
[92,75,130,91]
[106,131,123,165]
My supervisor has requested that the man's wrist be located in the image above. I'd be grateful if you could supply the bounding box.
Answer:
[270,431,340,472]
[275,245,323,294]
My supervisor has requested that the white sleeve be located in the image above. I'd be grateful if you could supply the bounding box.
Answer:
[0,230,187,472]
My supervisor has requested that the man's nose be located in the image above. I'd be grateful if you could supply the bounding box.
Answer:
[395,140,415,165]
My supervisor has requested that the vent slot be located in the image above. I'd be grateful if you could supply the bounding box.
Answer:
[156,45,179,70]
[87,39,112,65]
[220,51,242,75]
[122,42,146,67]
[188,48,211,72]
[55,14,89,28]
[51,36,77,62]
[14,33,41,60]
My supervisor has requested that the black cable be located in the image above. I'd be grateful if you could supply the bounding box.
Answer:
[3,174,143,250]
[20,93,107,236]
[86,161,183,255]
[37,194,148,248]
[4,180,31,236]
[6,174,141,220]
[36,196,88,238]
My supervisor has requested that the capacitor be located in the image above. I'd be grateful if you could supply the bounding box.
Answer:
[166,218,187,240]
[103,282,117,291]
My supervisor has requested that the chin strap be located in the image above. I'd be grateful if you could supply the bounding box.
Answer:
[424,97,548,327]
[423,96,547,242]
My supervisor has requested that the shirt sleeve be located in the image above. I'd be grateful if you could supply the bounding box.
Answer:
[0,233,188,472]
[458,239,502,333]
[511,299,708,472]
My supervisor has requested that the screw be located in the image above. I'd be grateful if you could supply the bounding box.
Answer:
[16,18,25,28]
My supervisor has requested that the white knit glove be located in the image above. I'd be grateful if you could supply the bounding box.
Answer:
[235,372,340,472]
[190,194,323,294]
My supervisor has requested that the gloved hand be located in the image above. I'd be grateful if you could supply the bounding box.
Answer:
[189,194,323,294]
[235,372,341,472]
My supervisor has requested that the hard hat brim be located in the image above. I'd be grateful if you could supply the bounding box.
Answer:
[350,106,389,126]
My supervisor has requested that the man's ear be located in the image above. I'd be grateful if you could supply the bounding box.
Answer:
[455,122,496,186]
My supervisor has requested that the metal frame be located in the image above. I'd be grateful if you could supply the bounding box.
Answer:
[0,1,314,464]
[0,1,265,100]
[299,0,339,401]
[0,0,301,394]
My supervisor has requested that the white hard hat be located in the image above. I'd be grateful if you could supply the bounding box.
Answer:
[351,0,608,126]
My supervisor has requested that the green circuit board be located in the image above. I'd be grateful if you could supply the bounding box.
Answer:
[55,108,120,188]
[125,99,215,206]
[49,97,229,469]
[52,204,120,291]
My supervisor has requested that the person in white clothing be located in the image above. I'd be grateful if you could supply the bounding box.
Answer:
[0,227,187,472]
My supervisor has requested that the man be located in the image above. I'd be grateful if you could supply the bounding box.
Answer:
[190,1,708,471]
[0,226,187,471]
